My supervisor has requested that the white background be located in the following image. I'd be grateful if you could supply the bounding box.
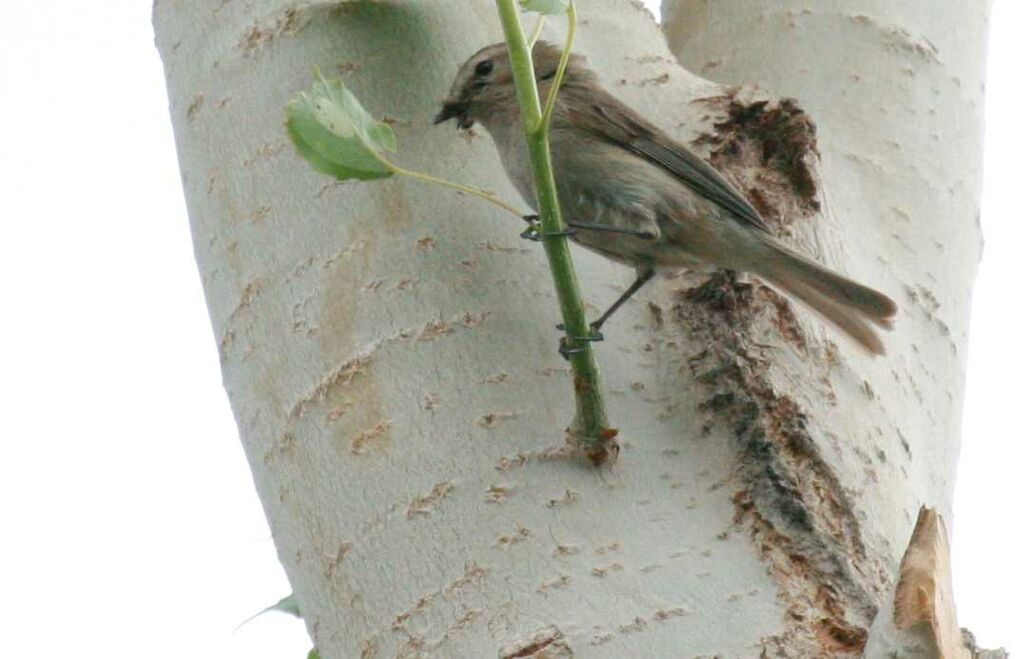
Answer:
[0,2,1018,657]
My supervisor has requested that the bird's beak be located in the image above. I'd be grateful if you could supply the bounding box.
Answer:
[433,100,472,129]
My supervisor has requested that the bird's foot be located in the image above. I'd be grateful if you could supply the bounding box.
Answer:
[519,215,577,242]
[556,323,604,361]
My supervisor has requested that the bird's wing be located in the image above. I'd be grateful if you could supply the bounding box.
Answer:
[566,86,772,235]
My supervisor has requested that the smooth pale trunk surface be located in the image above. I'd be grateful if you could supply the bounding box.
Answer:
[155,0,987,655]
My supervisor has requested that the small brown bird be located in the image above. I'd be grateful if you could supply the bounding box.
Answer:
[435,42,897,354]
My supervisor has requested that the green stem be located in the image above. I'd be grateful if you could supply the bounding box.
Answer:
[539,2,576,132]
[494,0,615,463]
[527,15,546,48]
[383,158,526,218]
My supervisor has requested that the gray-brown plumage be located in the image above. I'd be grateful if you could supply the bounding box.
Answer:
[435,42,897,354]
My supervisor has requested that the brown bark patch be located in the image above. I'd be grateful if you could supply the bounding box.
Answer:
[484,484,515,503]
[290,354,372,421]
[477,411,520,428]
[694,92,821,228]
[677,270,884,656]
[675,92,883,653]
[186,93,203,121]
[350,420,392,455]
[848,15,941,65]
[405,481,454,519]
[239,7,311,56]
[499,626,572,658]
[376,562,490,653]
[759,287,808,351]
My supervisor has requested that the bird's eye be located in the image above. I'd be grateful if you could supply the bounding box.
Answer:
[474,60,494,77]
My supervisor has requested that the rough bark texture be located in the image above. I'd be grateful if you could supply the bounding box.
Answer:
[155,0,989,656]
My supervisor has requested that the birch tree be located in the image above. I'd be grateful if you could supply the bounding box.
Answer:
[154,0,998,655]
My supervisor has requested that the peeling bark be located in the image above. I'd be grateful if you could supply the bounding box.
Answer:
[694,91,821,227]
[679,273,882,655]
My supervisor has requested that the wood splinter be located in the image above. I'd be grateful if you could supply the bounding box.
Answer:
[892,506,1006,659]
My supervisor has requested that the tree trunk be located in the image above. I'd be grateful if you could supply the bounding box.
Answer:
[154,0,990,656]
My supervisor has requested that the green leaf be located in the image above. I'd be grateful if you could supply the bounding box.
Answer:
[308,651,320,659]
[520,0,569,14]
[286,70,396,181]
[267,593,302,618]
[236,593,303,630]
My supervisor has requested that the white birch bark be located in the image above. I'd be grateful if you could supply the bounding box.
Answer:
[154,0,991,655]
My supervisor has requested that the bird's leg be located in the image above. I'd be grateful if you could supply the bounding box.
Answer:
[589,268,656,332]
[519,216,656,359]
[519,216,657,241]
[554,269,655,360]
[517,215,595,359]
[566,221,657,240]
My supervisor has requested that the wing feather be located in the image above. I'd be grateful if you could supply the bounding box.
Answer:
[567,86,771,234]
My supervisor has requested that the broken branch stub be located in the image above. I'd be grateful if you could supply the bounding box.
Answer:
[890,506,1005,659]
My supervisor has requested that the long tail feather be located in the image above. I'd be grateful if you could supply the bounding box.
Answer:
[756,241,897,355]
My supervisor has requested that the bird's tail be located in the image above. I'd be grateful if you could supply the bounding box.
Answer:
[752,239,897,355]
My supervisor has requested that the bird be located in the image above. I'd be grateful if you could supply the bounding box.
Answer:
[434,42,897,354]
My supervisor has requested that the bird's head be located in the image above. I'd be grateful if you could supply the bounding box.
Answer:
[434,41,588,130]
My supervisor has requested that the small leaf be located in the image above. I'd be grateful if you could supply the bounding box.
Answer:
[286,70,395,181]
[308,651,320,659]
[236,593,302,630]
[268,594,302,618]
[520,0,570,15]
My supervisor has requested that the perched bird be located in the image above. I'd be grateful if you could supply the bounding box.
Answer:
[434,42,897,354]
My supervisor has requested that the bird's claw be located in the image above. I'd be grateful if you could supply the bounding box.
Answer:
[519,220,577,242]
[555,323,605,343]
[558,337,586,361]
[555,324,604,361]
